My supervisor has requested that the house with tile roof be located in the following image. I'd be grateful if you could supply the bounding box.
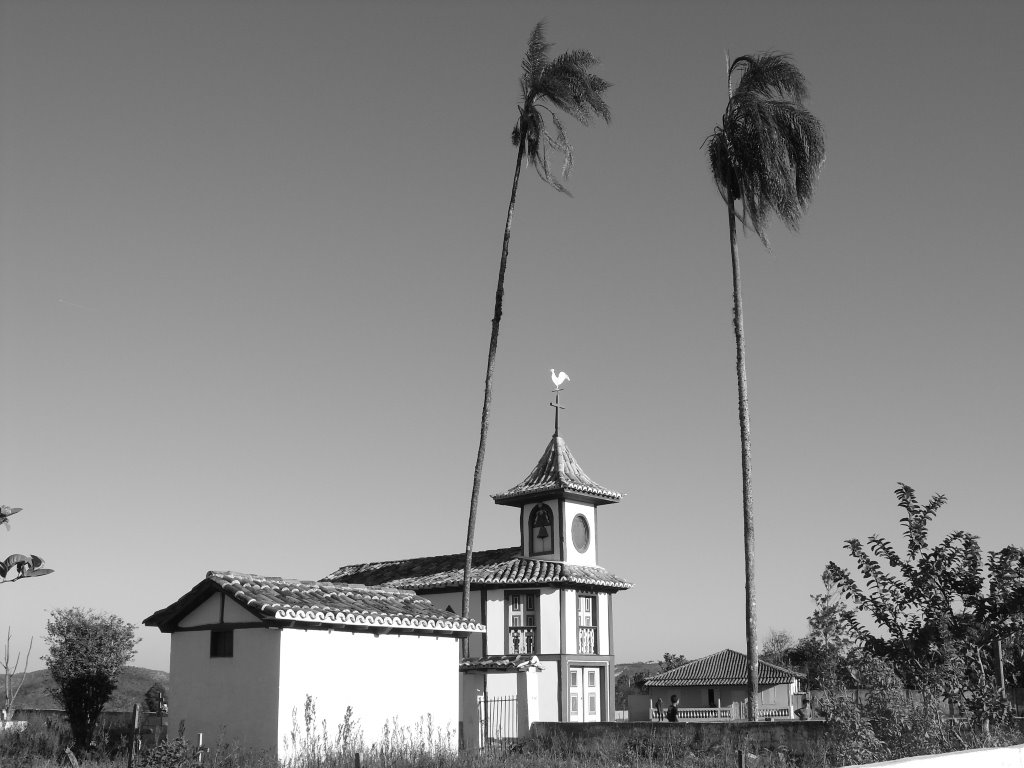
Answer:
[644,649,804,720]
[144,571,483,759]
[325,429,632,728]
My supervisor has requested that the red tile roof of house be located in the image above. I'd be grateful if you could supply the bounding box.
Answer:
[143,571,484,636]
[324,546,632,591]
[644,649,803,687]
[492,434,621,506]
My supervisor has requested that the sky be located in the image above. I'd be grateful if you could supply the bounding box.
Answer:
[2,0,1023,673]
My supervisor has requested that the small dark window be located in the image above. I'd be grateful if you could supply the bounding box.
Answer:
[210,629,234,658]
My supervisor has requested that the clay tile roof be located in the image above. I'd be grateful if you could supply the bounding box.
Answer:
[492,434,621,506]
[460,655,545,673]
[324,546,632,592]
[143,571,484,636]
[644,649,803,688]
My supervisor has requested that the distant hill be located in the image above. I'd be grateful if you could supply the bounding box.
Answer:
[11,667,170,712]
[615,660,664,680]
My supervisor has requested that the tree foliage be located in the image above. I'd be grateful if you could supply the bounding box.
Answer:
[790,572,860,688]
[657,652,688,673]
[761,629,796,668]
[511,21,611,194]
[43,608,138,754]
[614,670,649,709]
[143,682,167,713]
[707,53,826,247]
[825,484,1024,728]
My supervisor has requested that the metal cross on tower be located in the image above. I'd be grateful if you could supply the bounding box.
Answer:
[549,370,569,436]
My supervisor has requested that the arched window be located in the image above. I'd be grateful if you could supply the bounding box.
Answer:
[529,503,554,555]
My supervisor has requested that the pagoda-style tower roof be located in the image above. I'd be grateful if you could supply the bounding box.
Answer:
[492,433,621,507]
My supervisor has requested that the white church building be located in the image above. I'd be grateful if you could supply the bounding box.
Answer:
[145,411,631,754]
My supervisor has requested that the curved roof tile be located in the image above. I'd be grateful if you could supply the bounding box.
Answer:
[325,546,632,591]
[492,435,621,505]
[144,571,484,635]
[645,649,803,687]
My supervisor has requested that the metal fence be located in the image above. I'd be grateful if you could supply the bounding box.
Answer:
[478,694,518,750]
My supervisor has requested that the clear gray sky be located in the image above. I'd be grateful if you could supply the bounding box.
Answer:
[2,0,1022,672]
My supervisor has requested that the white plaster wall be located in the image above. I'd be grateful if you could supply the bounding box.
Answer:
[168,628,282,756]
[562,501,597,566]
[535,664,560,722]
[486,591,506,654]
[564,589,578,654]
[277,630,460,759]
[177,595,258,627]
[538,589,560,655]
[597,593,610,654]
[485,672,517,699]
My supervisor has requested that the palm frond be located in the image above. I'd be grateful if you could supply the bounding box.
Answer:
[548,112,573,179]
[708,53,825,242]
[520,21,551,88]
[510,23,609,195]
[541,49,611,125]
[731,52,808,103]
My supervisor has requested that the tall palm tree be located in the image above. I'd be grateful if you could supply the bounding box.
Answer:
[705,53,825,720]
[461,22,610,624]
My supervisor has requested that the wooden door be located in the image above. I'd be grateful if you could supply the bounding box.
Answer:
[568,666,600,722]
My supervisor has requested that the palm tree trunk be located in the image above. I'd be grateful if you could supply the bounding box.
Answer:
[461,140,528,633]
[729,203,759,721]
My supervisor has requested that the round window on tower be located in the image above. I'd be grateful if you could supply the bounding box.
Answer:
[571,514,590,553]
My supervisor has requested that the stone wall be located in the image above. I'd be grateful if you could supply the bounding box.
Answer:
[530,720,828,760]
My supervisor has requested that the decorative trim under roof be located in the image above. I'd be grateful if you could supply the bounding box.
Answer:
[492,434,621,506]
[143,571,484,636]
[460,655,545,673]
[645,649,803,688]
[324,546,632,592]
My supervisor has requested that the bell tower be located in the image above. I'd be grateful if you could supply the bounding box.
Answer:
[491,376,620,567]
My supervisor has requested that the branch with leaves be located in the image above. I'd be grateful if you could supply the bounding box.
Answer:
[1,505,52,583]
[825,484,1024,726]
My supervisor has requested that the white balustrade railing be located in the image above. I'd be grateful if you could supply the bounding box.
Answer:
[578,627,596,654]
[508,627,535,654]
[675,708,733,720]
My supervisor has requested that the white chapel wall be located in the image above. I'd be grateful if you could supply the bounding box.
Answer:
[277,629,460,758]
[485,591,506,654]
[564,588,579,654]
[539,589,560,654]
[169,627,282,756]
[597,592,610,654]
[562,501,597,567]
[535,664,560,721]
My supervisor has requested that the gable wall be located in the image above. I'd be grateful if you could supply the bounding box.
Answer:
[177,594,257,627]
[169,626,281,755]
